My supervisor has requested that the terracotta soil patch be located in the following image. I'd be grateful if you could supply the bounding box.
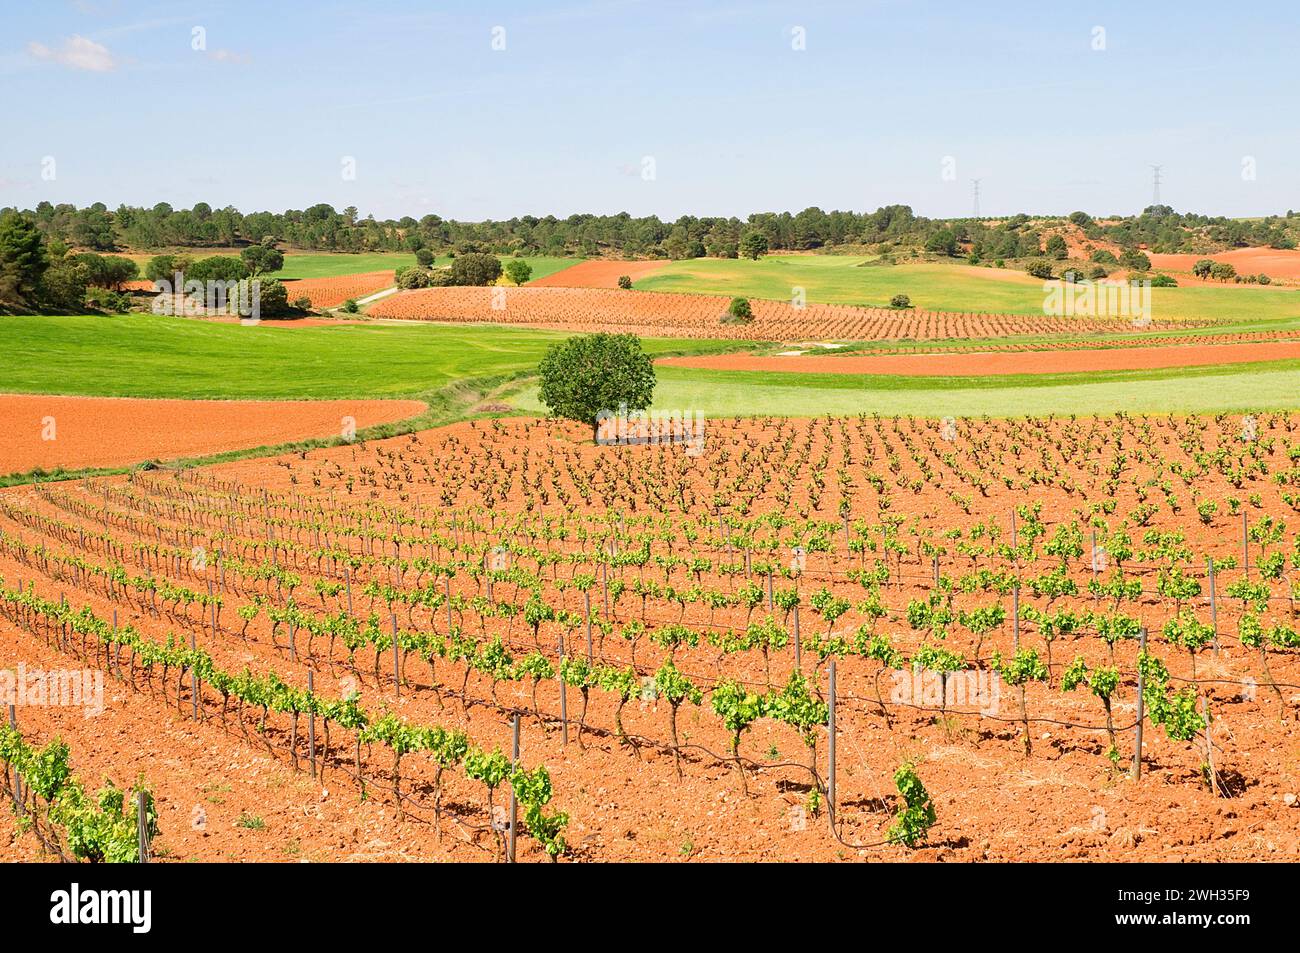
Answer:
[660,339,1300,376]
[0,395,426,475]
[529,259,669,288]
[1147,247,1300,284]
[279,271,395,309]
[1,413,1297,862]
[367,286,1218,341]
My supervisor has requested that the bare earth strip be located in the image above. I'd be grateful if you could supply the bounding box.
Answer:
[528,259,669,288]
[0,395,427,474]
[658,340,1300,376]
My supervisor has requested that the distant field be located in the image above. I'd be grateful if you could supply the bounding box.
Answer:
[278,252,581,283]
[634,255,1300,321]
[276,252,416,280]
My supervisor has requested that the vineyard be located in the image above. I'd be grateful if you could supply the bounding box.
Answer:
[279,271,397,309]
[366,287,1223,341]
[2,413,1298,861]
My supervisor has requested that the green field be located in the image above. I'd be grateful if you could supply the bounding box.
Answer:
[0,314,732,400]
[509,360,1300,418]
[276,252,581,282]
[634,255,1300,322]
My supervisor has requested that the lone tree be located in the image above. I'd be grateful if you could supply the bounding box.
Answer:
[538,333,656,440]
[504,259,533,286]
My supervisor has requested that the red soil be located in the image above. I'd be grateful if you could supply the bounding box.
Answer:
[0,395,426,475]
[1,414,1296,863]
[529,260,669,288]
[279,271,395,309]
[1147,247,1300,284]
[660,339,1300,376]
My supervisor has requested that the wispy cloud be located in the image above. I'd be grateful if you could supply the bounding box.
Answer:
[27,35,117,71]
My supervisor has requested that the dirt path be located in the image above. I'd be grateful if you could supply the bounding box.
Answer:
[0,395,426,475]
[658,339,1300,377]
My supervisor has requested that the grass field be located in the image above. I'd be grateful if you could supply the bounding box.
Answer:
[0,314,734,400]
[508,359,1300,418]
[276,252,581,283]
[634,255,1300,321]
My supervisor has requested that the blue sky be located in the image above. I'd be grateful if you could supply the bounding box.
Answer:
[1,0,1295,221]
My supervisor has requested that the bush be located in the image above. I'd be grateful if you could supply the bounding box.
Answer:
[1045,234,1068,260]
[85,286,131,313]
[617,275,633,290]
[1149,274,1178,288]
[396,268,431,290]
[426,268,456,287]
[1090,249,1118,265]
[36,260,89,312]
[74,253,138,290]
[723,297,753,323]
[537,333,656,439]
[889,294,911,308]
[415,248,435,268]
[1086,264,1109,280]
[1192,258,1214,279]
[1025,259,1053,280]
[243,277,289,316]
[291,295,312,310]
[1119,249,1151,271]
[1258,273,1271,285]
[1209,262,1237,282]
[340,298,360,314]
[450,253,502,286]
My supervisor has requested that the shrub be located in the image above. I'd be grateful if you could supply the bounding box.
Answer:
[36,260,89,312]
[340,298,360,314]
[396,268,431,290]
[426,268,456,287]
[85,286,131,313]
[1119,248,1151,271]
[723,297,753,323]
[1025,259,1053,280]
[1087,264,1109,279]
[1045,234,1068,260]
[450,252,502,286]
[1209,261,1237,282]
[617,275,633,290]
[1257,273,1271,285]
[291,295,311,310]
[415,248,435,268]
[889,294,911,308]
[1090,249,1118,264]
[1149,273,1178,287]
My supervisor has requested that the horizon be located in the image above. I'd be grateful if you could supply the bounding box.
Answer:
[3,0,1295,222]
